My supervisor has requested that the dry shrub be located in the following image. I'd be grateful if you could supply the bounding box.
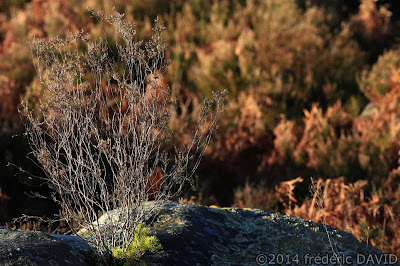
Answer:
[189,39,239,97]
[242,52,400,254]
[266,65,400,180]
[291,102,358,178]
[266,116,299,166]
[175,0,365,126]
[211,91,266,159]
[201,91,273,205]
[276,175,400,255]
[235,2,363,118]
[354,68,400,178]
[22,10,225,261]
[358,46,400,99]
[274,177,304,212]
[234,173,400,254]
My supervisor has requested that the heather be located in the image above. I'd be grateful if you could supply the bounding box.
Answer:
[1,0,400,256]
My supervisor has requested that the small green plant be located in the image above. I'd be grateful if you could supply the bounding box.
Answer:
[112,222,162,264]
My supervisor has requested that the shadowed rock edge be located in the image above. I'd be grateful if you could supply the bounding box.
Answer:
[1,201,396,266]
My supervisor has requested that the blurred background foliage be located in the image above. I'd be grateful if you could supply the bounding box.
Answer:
[0,0,399,254]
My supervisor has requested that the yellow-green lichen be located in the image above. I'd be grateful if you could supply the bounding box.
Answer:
[222,207,239,214]
[254,210,263,215]
[262,215,276,222]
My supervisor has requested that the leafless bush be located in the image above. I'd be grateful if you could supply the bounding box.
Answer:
[21,9,226,260]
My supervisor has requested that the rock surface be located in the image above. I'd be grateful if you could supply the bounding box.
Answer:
[0,227,89,266]
[1,201,398,265]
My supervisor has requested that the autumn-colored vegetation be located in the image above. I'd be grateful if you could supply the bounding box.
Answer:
[1,0,400,256]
